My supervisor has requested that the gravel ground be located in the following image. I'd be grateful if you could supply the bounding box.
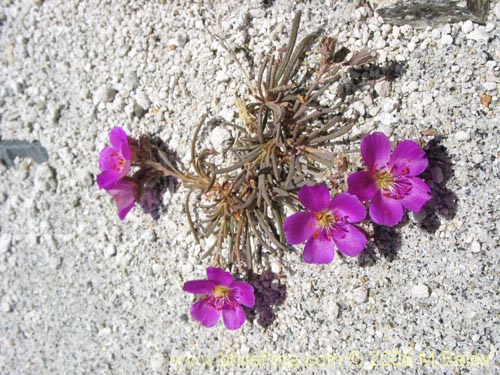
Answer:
[0,0,499,374]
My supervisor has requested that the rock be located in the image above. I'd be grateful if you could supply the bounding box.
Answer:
[34,163,57,192]
[411,284,430,298]
[455,130,469,141]
[472,153,483,164]
[440,34,453,45]
[431,166,444,183]
[352,287,368,304]
[135,92,151,110]
[495,2,500,19]
[374,81,391,97]
[210,127,232,153]
[466,28,488,42]
[104,245,116,258]
[471,240,481,253]
[462,20,474,34]
[0,234,11,254]
[482,82,497,91]
[150,352,166,372]
[94,84,116,104]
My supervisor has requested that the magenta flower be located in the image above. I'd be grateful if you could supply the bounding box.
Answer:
[347,132,431,226]
[183,267,255,330]
[97,127,132,189]
[283,184,367,264]
[106,178,137,220]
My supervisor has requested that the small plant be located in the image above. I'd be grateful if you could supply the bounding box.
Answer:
[96,12,431,330]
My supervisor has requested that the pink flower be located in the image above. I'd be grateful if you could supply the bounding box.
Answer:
[283,184,367,264]
[97,127,132,189]
[107,179,137,220]
[347,132,431,226]
[183,267,255,330]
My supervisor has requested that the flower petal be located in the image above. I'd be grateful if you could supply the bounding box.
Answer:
[330,193,366,223]
[401,177,432,212]
[206,267,234,286]
[390,140,428,176]
[96,170,119,189]
[369,191,404,226]
[107,179,136,220]
[298,184,330,212]
[190,298,221,327]
[222,305,246,330]
[283,211,316,244]
[230,281,255,307]
[333,224,367,257]
[361,132,391,170]
[183,280,216,294]
[347,171,378,202]
[98,146,119,171]
[302,232,334,264]
[109,127,130,157]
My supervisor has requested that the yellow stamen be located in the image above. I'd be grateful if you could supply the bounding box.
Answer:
[213,285,231,298]
[315,210,335,230]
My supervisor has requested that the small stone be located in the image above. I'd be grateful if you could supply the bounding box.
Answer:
[466,29,489,42]
[104,245,116,258]
[440,34,453,45]
[461,20,474,34]
[495,2,500,20]
[210,127,232,153]
[431,166,444,184]
[411,284,430,299]
[135,92,151,110]
[352,287,368,304]
[482,82,497,91]
[175,31,188,48]
[0,234,11,254]
[0,299,12,313]
[407,41,416,52]
[374,81,391,97]
[181,263,193,274]
[379,112,398,126]
[94,84,117,104]
[34,163,56,192]
[249,8,266,18]
[471,241,481,253]
[472,153,483,164]
[431,29,441,39]
[480,94,492,107]
[455,130,469,141]
[352,101,366,116]
[150,352,166,372]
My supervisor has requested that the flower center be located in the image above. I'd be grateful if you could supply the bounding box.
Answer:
[375,169,395,190]
[111,151,126,172]
[315,210,335,230]
[375,165,413,200]
[213,285,231,299]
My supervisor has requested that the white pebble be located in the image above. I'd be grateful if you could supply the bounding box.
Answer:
[471,241,481,253]
[104,245,116,258]
[455,131,469,141]
[150,352,166,372]
[407,41,416,52]
[472,153,483,164]
[352,287,368,304]
[411,284,430,299]
[466,29,489,42]
[495,2,500,20]
[440,34,453,45]
[135,92,151,110]
[94,84,116,104]
[352,101,366,116]
[0,234,11,254]
[374,81,391,97]
[461,20,474,34]
[482,82,497,91]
